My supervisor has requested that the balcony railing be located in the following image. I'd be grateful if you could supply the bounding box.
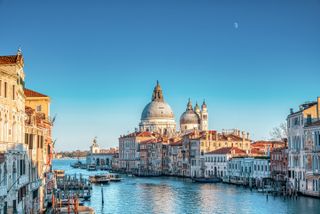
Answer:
[0,141,25,152]
[30,179,42,191]
[0,185,6,197]
[17,175,29,188]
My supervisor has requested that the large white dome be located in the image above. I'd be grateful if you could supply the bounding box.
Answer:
[141,101,174,121]
[139,81,176,135]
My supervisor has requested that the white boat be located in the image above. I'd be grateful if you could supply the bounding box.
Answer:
[87,164,96,171]
[109,174,122,182]
[89,175,110,184]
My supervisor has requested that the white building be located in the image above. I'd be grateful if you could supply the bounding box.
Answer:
[287,97,320,195]
[252,158,271,187]
[205,147,246,178]
[0,50,30,213]
[227,157,270,187]
[86,138,116,169]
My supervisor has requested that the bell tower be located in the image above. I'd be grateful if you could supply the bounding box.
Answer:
[152,80,164,102]
[200,100,208,131]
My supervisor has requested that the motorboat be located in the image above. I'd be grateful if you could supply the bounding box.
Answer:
[108,174,122,182]
[87,164,97,171]
[89,175,110,184]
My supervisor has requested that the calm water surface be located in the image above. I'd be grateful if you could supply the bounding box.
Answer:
[53,159,320,214]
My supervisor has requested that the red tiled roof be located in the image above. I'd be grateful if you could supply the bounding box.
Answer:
[0,55,18,64]
[140,139,159,144]
[206,147,246,155]
[24,88,48,97]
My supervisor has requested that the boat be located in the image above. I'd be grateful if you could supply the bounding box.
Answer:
[87,164,96,171]
[71,161,82,168]
[192,177,222,183]
[108,174,122,182]
[89,175,110,184]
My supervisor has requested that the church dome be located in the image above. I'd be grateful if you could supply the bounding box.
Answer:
[141,101,174,120]
[180,110,200,125]
[180,99,200,125]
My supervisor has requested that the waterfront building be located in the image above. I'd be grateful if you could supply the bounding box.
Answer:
[226,156,271,187]
[204,147,246,179]
[303,120,320,197]
[0,50,29,213]
[0,50,54,213]
[118,131,156,173]
[287,97,320,196]
[166,138,184,176]
[252,157,271,187]
[270,146,288,190]
[24,105,52,212]
[86,138,118,169]
[138,139,163,176]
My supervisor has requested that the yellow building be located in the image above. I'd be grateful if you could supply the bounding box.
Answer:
[24,88,50,119]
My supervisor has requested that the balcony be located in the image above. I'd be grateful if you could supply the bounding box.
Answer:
[0,142,25,152]
[0,185,7,197]
[30,179,42,191]
[17,175,29,188]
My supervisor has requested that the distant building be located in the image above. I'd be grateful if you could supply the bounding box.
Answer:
[86,138,118,169]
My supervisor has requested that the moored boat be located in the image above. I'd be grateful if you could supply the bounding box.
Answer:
[192,177,222,183]
[87,164,97,171]
[71,161,82,168]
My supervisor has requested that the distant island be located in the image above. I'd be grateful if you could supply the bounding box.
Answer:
[54,150,89,159]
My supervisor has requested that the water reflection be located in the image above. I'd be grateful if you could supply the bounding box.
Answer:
[53,159,320,214]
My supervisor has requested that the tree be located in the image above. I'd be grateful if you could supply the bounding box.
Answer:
[270,122,288,140]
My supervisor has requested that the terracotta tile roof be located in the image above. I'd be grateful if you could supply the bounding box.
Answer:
[140,139,159,144]
[170,140,183,146]
[24,88,48,97]
[0,55,18,64]
[206,147,246,155]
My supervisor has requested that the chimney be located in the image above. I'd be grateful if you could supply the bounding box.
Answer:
[242,131,245,143]
[290,108,294,114]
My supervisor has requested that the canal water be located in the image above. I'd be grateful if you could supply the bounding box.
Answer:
[53,159,320,214]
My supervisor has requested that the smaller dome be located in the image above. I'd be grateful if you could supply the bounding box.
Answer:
[180,110,200,125]
[180,99,200,125]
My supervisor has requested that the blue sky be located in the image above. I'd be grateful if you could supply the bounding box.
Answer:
[1,0,319,151]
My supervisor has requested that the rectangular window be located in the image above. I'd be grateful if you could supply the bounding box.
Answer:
[12,85,15,100]
[36,105,42,112]
[4,82,7,98]
[0,80,2,96]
